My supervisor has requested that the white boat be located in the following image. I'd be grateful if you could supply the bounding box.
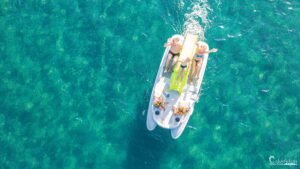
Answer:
[146,33,209,139]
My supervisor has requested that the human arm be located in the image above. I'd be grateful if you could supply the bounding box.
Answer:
[164,38,173,47]
[207,48,218,53]
[172,106,177,113]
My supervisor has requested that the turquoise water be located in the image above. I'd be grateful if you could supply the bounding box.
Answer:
[0,0,299,169]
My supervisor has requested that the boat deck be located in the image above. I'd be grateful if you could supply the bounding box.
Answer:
[152,71,199,129]
[147,34,209,138]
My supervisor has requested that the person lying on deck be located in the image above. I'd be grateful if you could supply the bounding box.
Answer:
[177,58,191,81]
[173,104,190,115]
[163,36,183,73]
[190,42,218,80]
[153,96,167,111]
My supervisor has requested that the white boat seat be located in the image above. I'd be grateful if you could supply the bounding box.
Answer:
[154,77,166,97]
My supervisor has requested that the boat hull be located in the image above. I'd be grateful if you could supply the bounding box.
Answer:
[146,34,209,139]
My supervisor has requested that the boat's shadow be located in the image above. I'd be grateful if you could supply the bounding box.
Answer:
[123,91,175,169]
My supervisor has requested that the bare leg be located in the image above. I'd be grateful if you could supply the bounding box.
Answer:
[176,69,181,80]
[191,60,196,80]
[181,69,186,80]
[195,59,203,79]
[164,53,173,72]
[169,56,178,72]
[177,69,183,81]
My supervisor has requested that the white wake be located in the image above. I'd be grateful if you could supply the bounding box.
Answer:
[183,0,211,40]
[163,0,212,40]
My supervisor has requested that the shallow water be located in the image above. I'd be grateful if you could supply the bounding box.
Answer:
[0,0,299,169]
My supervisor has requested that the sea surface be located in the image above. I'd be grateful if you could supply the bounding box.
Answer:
[0,0,299,169]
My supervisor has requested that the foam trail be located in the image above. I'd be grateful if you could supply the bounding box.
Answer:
[183,0,211,40]
[162,0,211,39]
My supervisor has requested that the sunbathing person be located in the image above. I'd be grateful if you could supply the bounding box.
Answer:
[191,42,218,80]
[153,96,167,111]
[177,58,191,81]
[173,105,190,116]
[163,35,183,72]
